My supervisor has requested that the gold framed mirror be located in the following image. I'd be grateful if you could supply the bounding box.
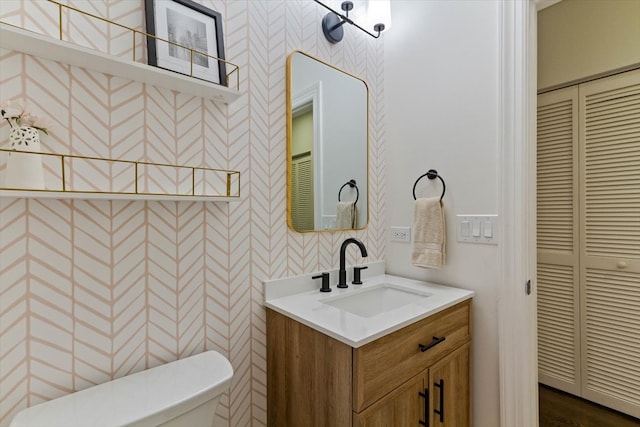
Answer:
[286,51,369,232]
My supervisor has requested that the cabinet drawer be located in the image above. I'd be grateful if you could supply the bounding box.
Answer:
[353,299,471,411]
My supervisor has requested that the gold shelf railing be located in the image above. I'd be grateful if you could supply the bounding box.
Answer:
[0,149,241,199]
[37,0,239,90]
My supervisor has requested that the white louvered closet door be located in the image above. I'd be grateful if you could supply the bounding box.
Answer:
[579,69,640,418]
[537,86,581,395]
[291,157,314,232]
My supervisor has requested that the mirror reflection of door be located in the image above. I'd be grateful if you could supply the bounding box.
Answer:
[291,105,314,232]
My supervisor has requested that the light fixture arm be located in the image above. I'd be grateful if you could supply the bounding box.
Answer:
[327,16,349,33]
[313,0,384,43]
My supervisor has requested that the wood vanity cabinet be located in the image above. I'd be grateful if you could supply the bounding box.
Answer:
[267,299,472,427]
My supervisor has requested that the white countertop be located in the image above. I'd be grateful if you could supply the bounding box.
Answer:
[264,264,474,348]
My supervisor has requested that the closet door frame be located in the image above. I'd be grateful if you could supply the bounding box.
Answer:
[503,2,638,424]
[497,1,539,425]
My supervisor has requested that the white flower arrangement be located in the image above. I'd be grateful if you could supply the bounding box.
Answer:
[1,99,52,135]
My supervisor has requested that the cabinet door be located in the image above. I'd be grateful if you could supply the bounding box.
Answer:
[429,344,470,427]
[353,370,429,427]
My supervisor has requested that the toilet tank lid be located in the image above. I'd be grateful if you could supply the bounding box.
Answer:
[10,351,233,427]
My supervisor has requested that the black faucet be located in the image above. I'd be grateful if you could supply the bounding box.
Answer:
[337,238,368,288]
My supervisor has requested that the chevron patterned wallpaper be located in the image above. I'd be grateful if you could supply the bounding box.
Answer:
[0,1,385,425]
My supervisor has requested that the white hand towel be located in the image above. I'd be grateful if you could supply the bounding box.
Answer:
[336,201,357,229]
[412,197,446,269]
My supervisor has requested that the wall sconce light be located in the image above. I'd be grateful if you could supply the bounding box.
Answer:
[313,0,391,44]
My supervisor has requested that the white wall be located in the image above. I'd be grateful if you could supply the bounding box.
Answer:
[385,2,500,426]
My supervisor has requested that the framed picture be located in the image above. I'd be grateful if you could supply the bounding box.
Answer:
[145,0,227,86]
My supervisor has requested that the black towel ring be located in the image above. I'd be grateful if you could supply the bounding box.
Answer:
[338,179,359,205]
[412,169,446,201]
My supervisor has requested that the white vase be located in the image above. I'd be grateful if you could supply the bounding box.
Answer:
[3,126,45,189]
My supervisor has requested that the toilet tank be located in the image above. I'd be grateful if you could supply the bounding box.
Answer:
[10,351,233,427]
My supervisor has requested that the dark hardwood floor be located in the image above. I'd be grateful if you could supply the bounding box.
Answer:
[539,384,640,427]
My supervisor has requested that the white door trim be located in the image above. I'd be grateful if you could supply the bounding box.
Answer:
[293,81,324,229]
[498,1,539,425]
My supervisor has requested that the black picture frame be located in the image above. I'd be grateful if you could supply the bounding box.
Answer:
[145,0,227,86]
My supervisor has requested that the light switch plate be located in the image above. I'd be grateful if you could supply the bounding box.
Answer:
[456,215,498,245]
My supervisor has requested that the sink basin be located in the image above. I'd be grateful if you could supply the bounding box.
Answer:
[320,284,432,318]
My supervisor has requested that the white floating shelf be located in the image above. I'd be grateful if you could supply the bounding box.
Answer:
[0,23,241,104]
[0,189,241,202]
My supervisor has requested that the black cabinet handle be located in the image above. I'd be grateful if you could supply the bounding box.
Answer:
[418,336,446,352]
[434,379,444,423]
[418,388,429,426]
